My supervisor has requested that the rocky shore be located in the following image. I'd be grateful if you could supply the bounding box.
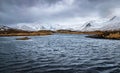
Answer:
[87,31,120,40]
[16,37,30,40]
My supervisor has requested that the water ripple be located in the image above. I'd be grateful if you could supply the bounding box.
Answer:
[0,34,120,73]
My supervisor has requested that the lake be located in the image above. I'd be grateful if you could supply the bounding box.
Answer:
[0,34,120,73]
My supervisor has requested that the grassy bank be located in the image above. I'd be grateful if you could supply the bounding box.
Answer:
[0,29,54,36]
[0,29,120,40]
[87,31,120,40]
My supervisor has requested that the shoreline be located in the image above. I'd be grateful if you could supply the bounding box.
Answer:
[86,31,120,40]
[0,30,120,40]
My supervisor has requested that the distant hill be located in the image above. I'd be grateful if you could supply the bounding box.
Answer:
[0,25,53,36]
[0,25,11,31]
[0,25,30,34]
[100,16,120,31]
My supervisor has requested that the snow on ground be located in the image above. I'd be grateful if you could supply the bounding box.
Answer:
[0,25,11,31]
[9,16,120,31]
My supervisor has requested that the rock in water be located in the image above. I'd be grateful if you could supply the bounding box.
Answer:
[16,37,30,40]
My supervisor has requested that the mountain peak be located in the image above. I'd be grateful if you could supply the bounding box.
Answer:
[0,25,11,31]
[109,16,117,21]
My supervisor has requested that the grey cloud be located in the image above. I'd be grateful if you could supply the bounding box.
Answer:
[0,0,120,25]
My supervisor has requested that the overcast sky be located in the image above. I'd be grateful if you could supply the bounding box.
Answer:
[0,0,120,25]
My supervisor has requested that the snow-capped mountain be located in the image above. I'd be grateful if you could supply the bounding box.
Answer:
[16,25,35,31]
[81,19,108,31]
[100,16,120,31]
[0,25,11,31]
[15,23,84,31]
[14,23,45,31]
[13,16,120,31]
[15,23,56,31]
[81,16,120,31]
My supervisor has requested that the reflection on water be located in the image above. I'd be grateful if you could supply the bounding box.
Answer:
[0,34,120,73]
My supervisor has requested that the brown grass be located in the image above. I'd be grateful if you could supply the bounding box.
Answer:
[0,30,54,36]
[1,28,120,40]
[56,30,103,34]
[106,32,120,39]
[87,31,120,39]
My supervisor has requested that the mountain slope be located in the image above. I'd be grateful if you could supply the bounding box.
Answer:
[100,16,120,31]
[81,19,108,31]
[8,16,120,31]
[0,25,11,31]
[82,16,120,31]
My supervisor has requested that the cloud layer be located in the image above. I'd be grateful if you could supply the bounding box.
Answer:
[0,0,120,25]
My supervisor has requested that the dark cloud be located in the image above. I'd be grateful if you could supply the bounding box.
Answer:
[0,0,120,25]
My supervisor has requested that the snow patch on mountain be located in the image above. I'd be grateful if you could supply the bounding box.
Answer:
[81,16,120,31]
[14,23,46,31]
[100,16,120,31]
[81,19,108,31]
[15,23,84,31]
[0,25,11,31]
[13,16,120,31]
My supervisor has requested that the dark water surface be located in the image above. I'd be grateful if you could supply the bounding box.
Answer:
[0,34,120,73]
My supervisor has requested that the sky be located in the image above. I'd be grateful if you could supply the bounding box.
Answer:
[0,0,120,25]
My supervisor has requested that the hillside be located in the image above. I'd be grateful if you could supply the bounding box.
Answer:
[0,25,54,36]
